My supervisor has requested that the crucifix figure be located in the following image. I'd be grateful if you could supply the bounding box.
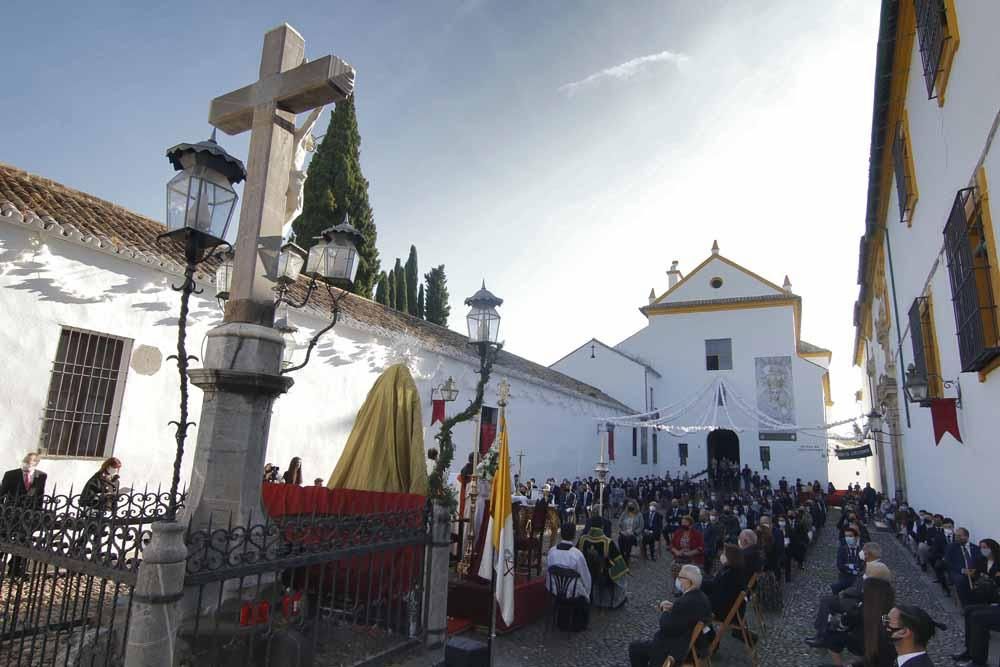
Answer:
[209,23,354,326]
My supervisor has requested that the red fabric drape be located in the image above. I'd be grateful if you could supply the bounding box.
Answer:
[930,398,962,444]
[431,399,446,425]
[480,424,497,455]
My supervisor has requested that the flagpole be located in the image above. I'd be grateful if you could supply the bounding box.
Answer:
[488,379,510,667]
[489,558,498,667]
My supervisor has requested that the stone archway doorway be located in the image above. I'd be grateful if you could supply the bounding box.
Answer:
[707,428,740,470]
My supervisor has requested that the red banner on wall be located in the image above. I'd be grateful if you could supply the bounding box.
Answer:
[480,406,499,455]
[431,399,446,425]
[930,398,962,444]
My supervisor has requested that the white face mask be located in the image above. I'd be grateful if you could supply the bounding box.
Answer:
[944,528,954,536]
[674,577,684,593]
[720,554,728,566]
[859,550,866,561]
[982,548,992,559]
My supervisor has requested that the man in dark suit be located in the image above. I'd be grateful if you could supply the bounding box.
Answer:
[931,518,957,595]
[832,526,863,594]
[886,604,944,666]
[946,527,983,606]
[642,502,664,561]
[0,452,48,577]
[806,542,883,647]
[628,564,713,666]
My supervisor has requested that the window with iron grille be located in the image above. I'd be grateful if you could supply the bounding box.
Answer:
[943,187,1000,372]
[40,327,132,458]
[652,432,658,464]
[678,442,688,467]
[914,0,947,99]
[759,446,770,470]
[705,338,732,371]
[632,428,637,457]
[640,428,648,464]
[908,296,943,400]
[893,115,919,224]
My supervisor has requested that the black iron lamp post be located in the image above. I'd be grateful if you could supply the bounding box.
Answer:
[160,132,247,519]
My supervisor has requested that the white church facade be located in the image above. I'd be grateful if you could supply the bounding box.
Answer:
[552,245,834,485]
[0,163,642,493]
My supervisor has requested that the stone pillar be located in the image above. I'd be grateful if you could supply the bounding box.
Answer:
[124,521,188,667]
[424,502,452,648]
[185,322,293,533]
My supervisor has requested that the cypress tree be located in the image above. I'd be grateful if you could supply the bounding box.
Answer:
[404,245,419,316]
[424,265,451,326]
[291,95,380,297]
[393,259,408,314]
[417,284,425,319]
[386,269,396,309]
[374,272,388,305]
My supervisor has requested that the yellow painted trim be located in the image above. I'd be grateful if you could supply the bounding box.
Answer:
[979,355,1000,383]
[651,254,786,305]
[975,167,1000,346]
[935,0,961,108]
[899,110,920,227]
[646,297,799,316]
[921,291,943,399]
[800,351,832,359]
[822,372,834,407]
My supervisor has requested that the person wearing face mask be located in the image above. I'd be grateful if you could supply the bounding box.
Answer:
[0,452,48,578]
[702,544,747,621]
[833,527,864,594]
[819,566,896,667]
[915,512,937,571]
[642,502,664,561]
[944,527,984,607]
[884,605,945,666]
[930,519,956,596]
[627,564,712,667]
[807,543,885,648]
[670,515,705,576]
[618,500,645,566]
[953,538,1000,666]
[774,514,794,583]
[703,511,723,574]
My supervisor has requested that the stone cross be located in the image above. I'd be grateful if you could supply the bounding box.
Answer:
[209,23,354,325]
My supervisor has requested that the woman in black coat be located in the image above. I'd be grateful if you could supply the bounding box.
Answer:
[703,544,747,621]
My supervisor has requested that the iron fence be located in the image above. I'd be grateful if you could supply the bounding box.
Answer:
[0,488,184,667]
[179,505,429,667]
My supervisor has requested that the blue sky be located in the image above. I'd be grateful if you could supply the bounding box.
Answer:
[1,1,880,414]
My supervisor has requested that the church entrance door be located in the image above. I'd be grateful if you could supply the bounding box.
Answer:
[707,429,740,483]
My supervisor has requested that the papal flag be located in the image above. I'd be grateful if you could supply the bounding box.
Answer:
[477,413,515,626]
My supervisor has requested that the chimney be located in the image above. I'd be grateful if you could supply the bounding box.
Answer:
[783,275,793,293]
[667,260,682,288]
[648,288,656,305]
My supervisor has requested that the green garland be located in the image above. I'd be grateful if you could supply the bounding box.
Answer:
[427,343,500,510]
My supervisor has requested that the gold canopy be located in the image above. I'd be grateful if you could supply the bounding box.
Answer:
[327,363,429,495]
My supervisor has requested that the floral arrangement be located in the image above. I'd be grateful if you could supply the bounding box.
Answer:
[475,445,500,482]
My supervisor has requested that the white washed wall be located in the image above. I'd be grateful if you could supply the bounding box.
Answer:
[0,222,628,493]
[550,343,649,413]
[659,257,783,303]
[856,0,1000,539]
[617,304,830,484]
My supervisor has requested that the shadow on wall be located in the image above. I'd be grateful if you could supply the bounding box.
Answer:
[0,230,222,329]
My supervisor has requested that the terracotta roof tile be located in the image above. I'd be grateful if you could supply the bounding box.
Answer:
[0,162,628,411]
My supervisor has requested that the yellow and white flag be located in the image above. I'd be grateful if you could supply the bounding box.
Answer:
[477,413,515,626]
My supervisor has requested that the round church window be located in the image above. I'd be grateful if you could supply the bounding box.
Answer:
[710,277,723,289]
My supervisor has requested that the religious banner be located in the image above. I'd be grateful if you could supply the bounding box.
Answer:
[480,406,499,455]
[606,423,615,461]
[930,398,962,444]
[836,444,872,460]
[755,356,796,437]
[430,399,446,425]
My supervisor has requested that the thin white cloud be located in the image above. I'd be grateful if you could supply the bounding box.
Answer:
[559,50,690,96]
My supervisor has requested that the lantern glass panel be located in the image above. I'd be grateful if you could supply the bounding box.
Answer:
[215,259,234,299]
[277,246,305,284]
[165,166,238,243]
[306,238,358,286]
[466,306,500,344]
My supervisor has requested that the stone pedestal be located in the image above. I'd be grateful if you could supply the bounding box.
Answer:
[124,521,188,667]
[185,322,293,533]
[425,502,452,648]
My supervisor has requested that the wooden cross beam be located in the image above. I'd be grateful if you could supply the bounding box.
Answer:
[208,24,355,325]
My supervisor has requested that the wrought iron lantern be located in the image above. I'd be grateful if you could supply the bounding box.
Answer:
[903,363,930,405]
[305,218,363,288]
[439,376,459,403]
[865,410,884,437]
[464,282,503,346]
[164,131,246,258]
[277,242,307,285]
[215,255,234,301]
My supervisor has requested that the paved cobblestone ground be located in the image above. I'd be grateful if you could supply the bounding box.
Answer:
[394,510,967,667]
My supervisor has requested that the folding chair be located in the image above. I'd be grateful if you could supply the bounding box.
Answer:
[709,589,758,666]
[745,573,766,637]
[661,621,711,667]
